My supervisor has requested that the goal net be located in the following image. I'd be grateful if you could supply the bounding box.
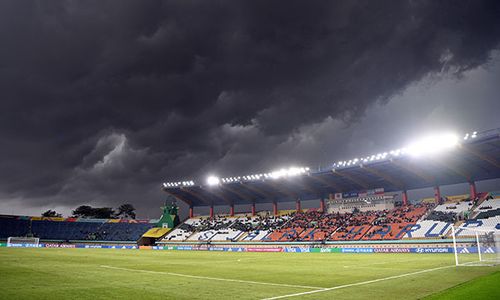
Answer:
[451,226,499,266]
[7,237,40,248]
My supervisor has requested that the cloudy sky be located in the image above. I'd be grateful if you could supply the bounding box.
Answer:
[1,1,500,218]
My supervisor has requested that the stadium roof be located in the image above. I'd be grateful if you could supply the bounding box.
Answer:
[163,128,500,207]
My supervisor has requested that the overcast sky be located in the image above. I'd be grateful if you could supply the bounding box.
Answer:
[1,1,500,218]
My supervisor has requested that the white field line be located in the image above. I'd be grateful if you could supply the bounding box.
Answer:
[261,264,456,300]
[100,265,325,290]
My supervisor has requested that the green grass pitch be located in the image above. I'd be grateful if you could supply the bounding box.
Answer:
[0,248,498,299]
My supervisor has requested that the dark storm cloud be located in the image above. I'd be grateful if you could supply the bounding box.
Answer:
[0,0,500,217]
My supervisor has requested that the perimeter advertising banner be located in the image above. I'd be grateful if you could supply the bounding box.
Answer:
[208,247,225,251]
[176,246,193,251]
[310,248,342,253]
[80,244,137,249]
[283,247,311,253]
[411,247,452,253]
[341,248,374,253]
[6,243,42,248]
[247,248,282,252]
[410,247,496,254]
[373,248,411,253]
[152,246,177,250]
[43,243,76,248]
[224,247,245,252]
[4,243,495,254]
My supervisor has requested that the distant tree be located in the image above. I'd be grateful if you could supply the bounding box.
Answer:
[72,205,94,218]
[72,205,116,219]
[42,210,62,218]
[116,204,136,219]
[92,207,116,219]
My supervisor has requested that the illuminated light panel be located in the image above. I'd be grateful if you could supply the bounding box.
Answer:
[206,176,220,186]
[406,133,458,157]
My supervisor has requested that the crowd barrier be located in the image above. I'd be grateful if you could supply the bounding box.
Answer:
[2,243,496,254]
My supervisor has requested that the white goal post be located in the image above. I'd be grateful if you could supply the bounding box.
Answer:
[7,237,40,248]
[451,225,499,266]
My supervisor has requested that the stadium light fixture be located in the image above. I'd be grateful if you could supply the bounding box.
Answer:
[162,180,196,188]
[207,176,220,186]
[330,130,468,169]
[405,132,458,157]
[215,165,309,185]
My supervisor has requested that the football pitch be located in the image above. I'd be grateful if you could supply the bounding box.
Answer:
[0,248,499,299]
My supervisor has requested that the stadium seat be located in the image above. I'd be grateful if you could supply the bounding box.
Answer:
[403,220,452,238]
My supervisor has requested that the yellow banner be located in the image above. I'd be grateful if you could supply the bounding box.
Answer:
[142,227,171,238]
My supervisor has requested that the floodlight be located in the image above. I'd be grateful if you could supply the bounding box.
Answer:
[406,132,458,157]
[206,176,220,186]
[270,169,285,179]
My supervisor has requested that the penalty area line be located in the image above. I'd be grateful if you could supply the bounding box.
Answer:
[100,265,325,290]
[261,264,456,300]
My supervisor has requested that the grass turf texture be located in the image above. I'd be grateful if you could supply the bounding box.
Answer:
[0,248,498,299]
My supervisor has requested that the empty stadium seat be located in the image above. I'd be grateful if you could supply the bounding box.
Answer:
[0,216,154,241]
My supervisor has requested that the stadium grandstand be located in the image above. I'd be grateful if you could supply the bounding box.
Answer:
[155,129,500,247]
[0,215,156,243]
[1,129,500,249]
